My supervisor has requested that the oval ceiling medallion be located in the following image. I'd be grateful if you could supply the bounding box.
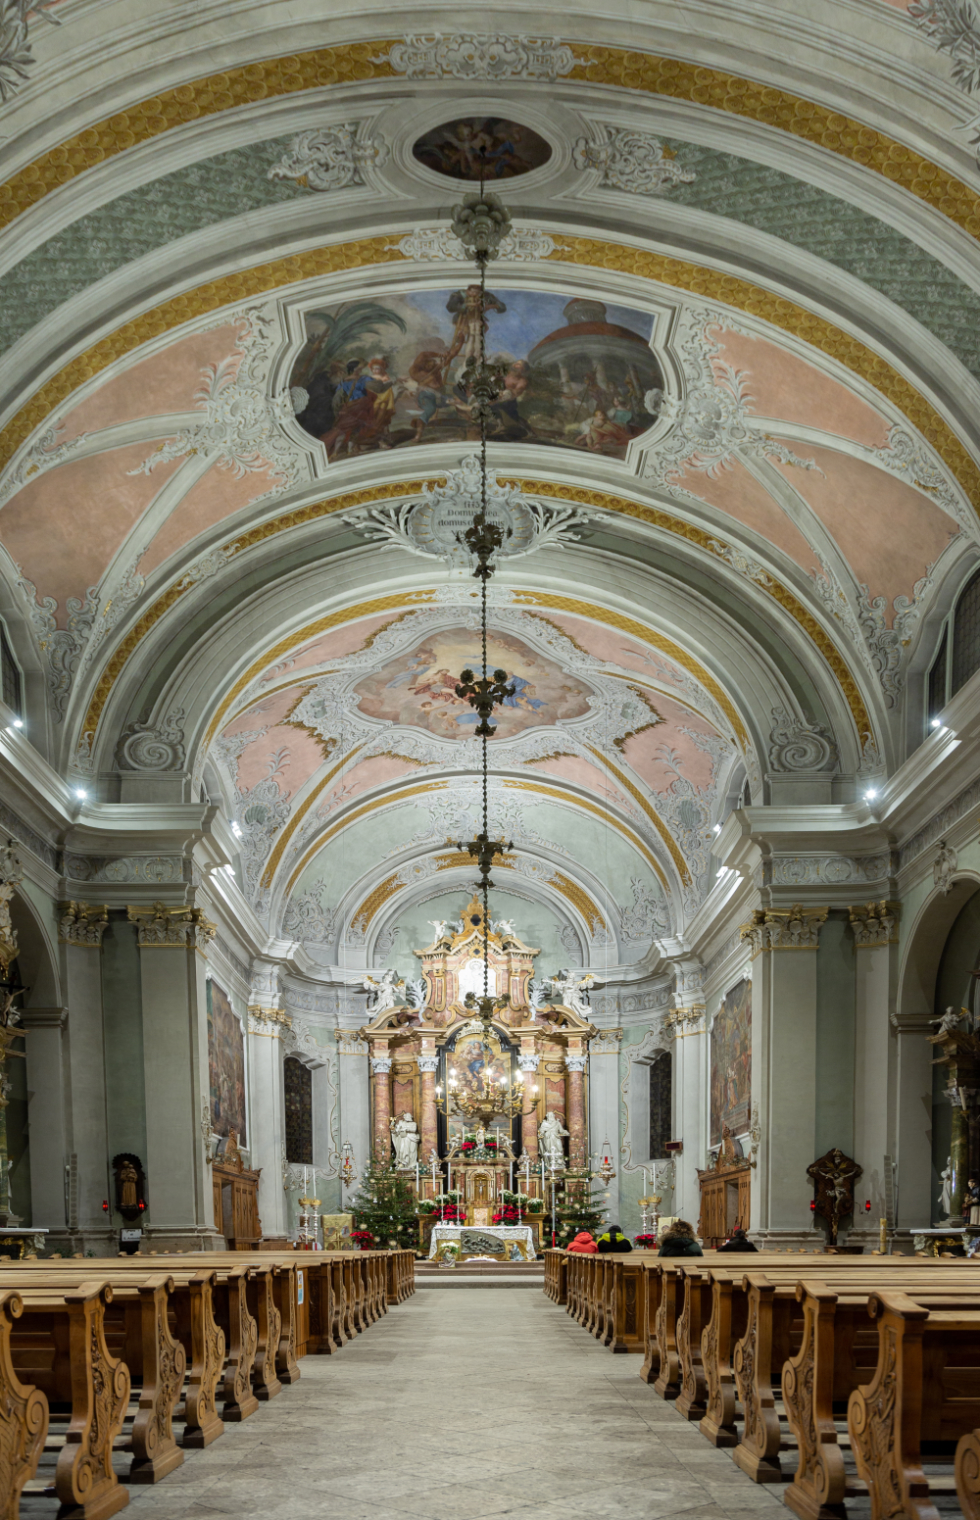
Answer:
[411,117,552,180]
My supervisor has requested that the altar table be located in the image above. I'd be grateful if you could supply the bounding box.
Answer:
[428,1224,536,1261]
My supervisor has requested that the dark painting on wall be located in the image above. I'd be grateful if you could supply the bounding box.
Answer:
[208,979,247,1144]
[710,977,752,1145]
[412,118,552,180]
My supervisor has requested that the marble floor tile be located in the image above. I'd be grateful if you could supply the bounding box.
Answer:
[122,1289,787,1520]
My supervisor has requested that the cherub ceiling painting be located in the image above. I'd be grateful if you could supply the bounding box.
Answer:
[353,626,595,740]
[289,290,664,458]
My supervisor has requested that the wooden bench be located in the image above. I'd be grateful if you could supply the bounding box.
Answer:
[0,1290,48,1520]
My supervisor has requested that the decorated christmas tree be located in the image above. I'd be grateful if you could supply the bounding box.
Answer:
[550,1170,607,1247]
[350,1155,420,1249]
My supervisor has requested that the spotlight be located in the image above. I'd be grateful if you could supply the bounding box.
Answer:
[712,824,722,835]
[864,787,878,801]
[74,787,88,800]
[10,718,23,729]
[931,716,942,729]
[231,821,243,839]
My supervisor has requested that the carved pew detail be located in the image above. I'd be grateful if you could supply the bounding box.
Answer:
[733,1275,782,1483]
[957,1428,980,1520]
[218,1269,259,1422]
[249,1269,282,1402]
[0,1290,48,1520]
[272,1265,301,1383]
[676,1268,711,1420]
[182,1271,225,1448]
[653,1267,682,1400]
[700,1275,738,1447]
[640,1264,663,1385]
[782,1282,847,1520]
[54,1283,131,1520]
[130,1275,186,1484]
[847,1292,935,1520]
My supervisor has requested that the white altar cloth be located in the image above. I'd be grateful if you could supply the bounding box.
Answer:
[428,1224,535,1260]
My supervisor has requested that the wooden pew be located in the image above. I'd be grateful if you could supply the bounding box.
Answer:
[0,1290,48,1520]
[15,1280,131,1520]
[849,1289,980,1520]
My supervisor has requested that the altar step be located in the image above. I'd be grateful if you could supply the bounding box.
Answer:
[416,1261,545,1288]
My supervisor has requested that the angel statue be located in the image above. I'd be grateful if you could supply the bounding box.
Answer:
[428,920,450,942]
[538,1110,569,1169]
[544,969,601,1020]
[362,967,405,1015]
[492,918,516,937]
[390,1112,420,1171]
[931,1005,967,1038]
[527,978,547,1014]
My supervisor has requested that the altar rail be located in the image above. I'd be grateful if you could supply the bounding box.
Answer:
[545,1247,980,1518]
[0,1248,414,1519]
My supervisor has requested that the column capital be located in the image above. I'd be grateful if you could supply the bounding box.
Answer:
[416,1055,439,1073]
[127,901,215,950]
[247,1006,292,1038]
[59,901,109,947]
[848,900,899,948]
[565,1054,588,1072]
[741,903,828,955]
[664,1005,705,1039]
[370,1056,393,1075]
[517,1053,540,1072]
[589,1027,622,1054]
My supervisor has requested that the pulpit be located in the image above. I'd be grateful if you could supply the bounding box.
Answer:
[212,1132,263,1250]
[697,1127,751,1247]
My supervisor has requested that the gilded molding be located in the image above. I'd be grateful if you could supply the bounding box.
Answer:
[58,900,109,947]
[349,873,404,933]
[247,1005,293,1036]
[501,778,670,888]
[548,872,606,932]
[848,899,899,947]
[126,901,216,949]
[664,1005,706,1037]
[2,39,977,242]
[741,903,829,953]
[283,780,448,893]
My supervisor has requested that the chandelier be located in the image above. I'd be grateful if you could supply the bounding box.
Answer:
[435,1056,537,1127]
[449,167,515,1045]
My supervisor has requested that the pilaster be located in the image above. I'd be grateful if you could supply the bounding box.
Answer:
[20,1006,68,1233]
[850,902,900,1230]
[335,1031,369,1194]
[57,902,113,1243]
[742,904,828,1239]
[891,1011,938,1227]
[128,902,222,1249]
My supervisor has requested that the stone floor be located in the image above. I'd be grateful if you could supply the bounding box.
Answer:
[117,1289,787,1520]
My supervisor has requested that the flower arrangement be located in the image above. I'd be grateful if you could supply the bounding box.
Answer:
[351,1228,375,1250]
[416,1199,436,1216]
[492,1204,522,1224]
[461,1139,476,1153]
[501,1190,528,1207]
[635,1233,657,1248]
[438,1204,465,1222]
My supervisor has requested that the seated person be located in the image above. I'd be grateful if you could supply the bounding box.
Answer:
[717,1226,757,1253]
[566,1230,597,1254]
[657,1219,704,1257]
[596,1223,633,1254]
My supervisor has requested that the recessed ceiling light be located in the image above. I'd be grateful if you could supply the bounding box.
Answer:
[712,823,721,835]
[73,787,88,800]
[864,787,878,801]
[931,716,942,728]
[10,718,23,730]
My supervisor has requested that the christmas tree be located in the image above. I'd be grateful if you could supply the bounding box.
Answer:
[550,1170,607,1247]
[350,1155,420,1249]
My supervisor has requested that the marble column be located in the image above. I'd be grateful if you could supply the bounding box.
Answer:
[129,904,222,1250]
[417,1054,439,1167]
[58,902,113,1247]
[518,1053,540,1160]
[370,1054,392,1160]
[565,1054,588,1167]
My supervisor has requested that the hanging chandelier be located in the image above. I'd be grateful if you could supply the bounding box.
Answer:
[448,166,516,1046]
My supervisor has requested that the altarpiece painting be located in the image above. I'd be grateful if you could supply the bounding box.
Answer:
[710,977,752,1144]
[208,979,247,1143]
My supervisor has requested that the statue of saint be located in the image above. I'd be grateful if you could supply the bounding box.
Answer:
[118,1159,139,1210]
[538,1111,569,1169]
[940,1157,953,1219]
[390,1112,420,1170]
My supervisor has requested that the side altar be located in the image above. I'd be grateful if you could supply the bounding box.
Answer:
[357,896,599,1230]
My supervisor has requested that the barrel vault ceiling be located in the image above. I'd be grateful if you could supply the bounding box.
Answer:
[1,0,979,979]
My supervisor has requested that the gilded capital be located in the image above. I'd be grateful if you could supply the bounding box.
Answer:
[59,900,109,948]
[664,1005,705,1038]
[849,900,899,948]
[741,903,828,954]
[127,901,216,949]
[247,1005,293,1037]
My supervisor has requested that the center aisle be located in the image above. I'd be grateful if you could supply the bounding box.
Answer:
[124,1290,785,1520]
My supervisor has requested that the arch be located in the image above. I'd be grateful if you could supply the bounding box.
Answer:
[897,872,980,1019]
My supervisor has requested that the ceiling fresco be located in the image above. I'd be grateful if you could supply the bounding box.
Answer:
[290,291,663,458]
[1,1,979,979]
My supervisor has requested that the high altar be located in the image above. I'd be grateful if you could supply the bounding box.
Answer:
[358,896,597,1228]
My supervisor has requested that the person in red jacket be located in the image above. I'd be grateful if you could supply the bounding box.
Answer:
[566,1230,598,1254]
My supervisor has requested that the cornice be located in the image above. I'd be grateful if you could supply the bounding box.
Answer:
[2,33,977,246]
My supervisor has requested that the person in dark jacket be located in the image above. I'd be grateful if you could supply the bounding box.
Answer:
[716,1226,758,1253]
[596,1224,633,1253]
[657,1219,704,1257]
